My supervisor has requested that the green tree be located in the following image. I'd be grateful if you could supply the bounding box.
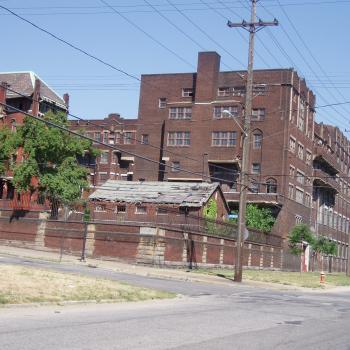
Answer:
[10,111,98,214]
[245,204,275,232]
[288,224,315,256]
[0,127,17,176]
[203,199,218,235]
[312,236,337,257]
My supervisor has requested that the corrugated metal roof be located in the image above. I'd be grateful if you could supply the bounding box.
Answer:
[89,180,220,207]
[0,72,66,108]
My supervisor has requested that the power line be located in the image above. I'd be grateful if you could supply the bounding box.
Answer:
[166,0,246,68]
[259,2,350,126]
[275,0,350,117]
[0,101,247,187]
[98,0,195,68]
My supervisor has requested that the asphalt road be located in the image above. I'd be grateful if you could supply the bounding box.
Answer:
[1,255,350,350]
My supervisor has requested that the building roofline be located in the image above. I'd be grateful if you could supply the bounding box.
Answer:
[0,71,67,108]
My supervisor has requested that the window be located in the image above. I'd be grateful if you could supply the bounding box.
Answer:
[289,137,296,152]
[124,132,134,144]
[295,215,303,224]
[182,88,193,97]
[297,143,304,160]
[95,204,106,212]
[298,100,306,132]
[171,161,181,172]
[169,107,192,119]
[112,152,119,164]
[295,188,304,204]
[211,131,237,146]
[289,165,295,176]
[213,105,239,119]
[253,84,267,95]
[115,205,126,213]
[288,184,294,199]
[251,108,265,121]
[135,206,147,214]
[296,170,305,185]
[108,136,115,145]
[232,86,245,96]
[94,132,101,142]
[266,178,277,193]
[253,131,262,149]
[103,131,108,143]
[301,190,310,206]
[141,134,149,145]
[250,181,259,193]
[218,87,230,96]
[100,152,109,164]
[159,97,167,108]
[306,150,312,165]
[168,131,191,146]
[252,163,261,174]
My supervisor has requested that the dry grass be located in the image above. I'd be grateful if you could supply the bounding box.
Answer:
[192,268,350,289]
[0,264,174,305]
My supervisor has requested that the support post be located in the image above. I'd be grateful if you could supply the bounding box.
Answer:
[227,0,278,282]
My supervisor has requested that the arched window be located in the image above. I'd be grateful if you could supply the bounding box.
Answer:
[253,129,263,149]
[266,178,277,193]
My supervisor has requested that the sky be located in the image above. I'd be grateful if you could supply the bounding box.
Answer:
[1,0,350,130]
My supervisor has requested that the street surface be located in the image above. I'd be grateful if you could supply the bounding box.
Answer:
[1,255,350,350]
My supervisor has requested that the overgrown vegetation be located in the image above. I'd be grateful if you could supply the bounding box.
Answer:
[203,199,218,234]
[0,111,99,213]
[229,204,275,233]
[288,224,337,257]
[0,127,17,176]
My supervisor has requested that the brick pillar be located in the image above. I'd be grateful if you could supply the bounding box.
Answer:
[85,224,96,257]
[248,243,252,267]
[35,212,49,248]
[202,236,207,264]
[260,246,264,268]
[270,247,274,268]
[219,238,224,264]
[31,79,40,116]
[182,232,188,263]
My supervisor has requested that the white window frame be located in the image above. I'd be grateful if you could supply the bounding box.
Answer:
[211,131,237,147]
[167,131,191,146]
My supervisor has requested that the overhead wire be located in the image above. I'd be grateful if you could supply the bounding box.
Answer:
[258,1,349,127]
[275,0,350,117]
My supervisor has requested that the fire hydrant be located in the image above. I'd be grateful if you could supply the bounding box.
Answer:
[320,271,326,284]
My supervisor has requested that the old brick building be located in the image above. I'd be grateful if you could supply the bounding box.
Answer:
[0,72,68,205]
[89,180,229,228]
[130,51,348,266]
[69,113,138,186]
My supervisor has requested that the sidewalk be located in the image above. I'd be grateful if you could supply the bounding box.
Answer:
[2,245,349,293]
[0,244,234,286]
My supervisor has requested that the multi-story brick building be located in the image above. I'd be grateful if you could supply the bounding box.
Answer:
[69,113,138,186]
[0,72,68,204]
[131,51,349,267]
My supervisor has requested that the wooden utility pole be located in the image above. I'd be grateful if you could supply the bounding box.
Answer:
[227,0,278,282]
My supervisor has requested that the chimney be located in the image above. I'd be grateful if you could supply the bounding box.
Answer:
[0,82,7,118]
[0,81,8,103]
[63,93,70,109]
[31,79,41,116]
[195,52,221,102]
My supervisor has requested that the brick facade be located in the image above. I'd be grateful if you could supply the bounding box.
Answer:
[130,51,348,261]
